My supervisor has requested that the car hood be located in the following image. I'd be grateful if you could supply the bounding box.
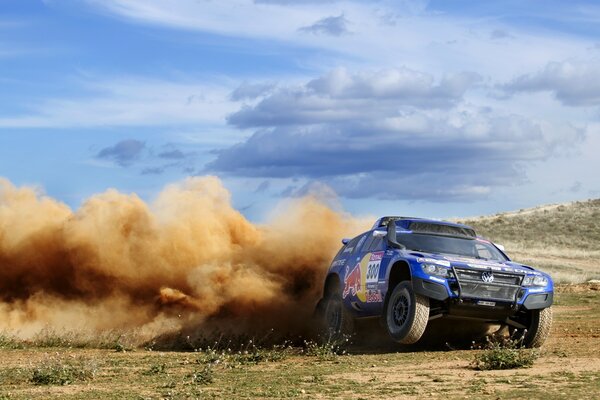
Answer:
[405,251,543,275]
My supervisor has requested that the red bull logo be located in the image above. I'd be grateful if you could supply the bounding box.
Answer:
[342,263,361,299]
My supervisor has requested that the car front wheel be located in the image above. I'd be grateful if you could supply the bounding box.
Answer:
[385,281,430,344]
[512,306,553,348]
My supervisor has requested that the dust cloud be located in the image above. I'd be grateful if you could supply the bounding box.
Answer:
[0,177,369,342]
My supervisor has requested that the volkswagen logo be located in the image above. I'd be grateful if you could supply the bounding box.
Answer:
[481,271,494,283]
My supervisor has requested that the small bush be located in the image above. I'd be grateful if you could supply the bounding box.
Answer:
[189,364,213,385]
[0,333,24,350]
[472,335,538,370]
[302,336,349,361]
[30,355,96,385]
[144,363,167,375]
[196,340,291,369]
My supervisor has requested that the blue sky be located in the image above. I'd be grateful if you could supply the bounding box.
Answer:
[1,0,599,220]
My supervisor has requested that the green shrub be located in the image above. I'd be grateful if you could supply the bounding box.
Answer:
[302,336,349,361]
[196,340,291,368]
[144,363,167,375]
[0,333,24,349]
[472,335,538,370]
[189,364,214,385]
[30,356,96,385]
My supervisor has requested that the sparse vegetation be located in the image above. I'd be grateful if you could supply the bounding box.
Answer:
[144,363,167,375]
[0,333,24,350]
[302,336,350,360]
[472,335,539,370]
[0,287,596,399]
[30,355,97,385]
[188,364,214,385]
[460,199,600,284]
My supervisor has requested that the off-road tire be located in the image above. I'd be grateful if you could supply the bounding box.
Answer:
[320,293,354,341]
[385,281,430,344]
[522,306,553,348]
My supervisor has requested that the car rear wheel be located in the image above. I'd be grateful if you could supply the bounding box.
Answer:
[385,281,430,344]
[320,293,354,341]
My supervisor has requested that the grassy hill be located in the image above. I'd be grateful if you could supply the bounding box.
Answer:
[457,199,600,284]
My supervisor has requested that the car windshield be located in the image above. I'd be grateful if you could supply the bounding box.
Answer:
[396,232,507,261]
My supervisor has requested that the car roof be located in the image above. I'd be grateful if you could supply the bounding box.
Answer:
[371,216,477,238]
[371,216,474,231]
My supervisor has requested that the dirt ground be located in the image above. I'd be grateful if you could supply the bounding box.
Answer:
[0,284,598,399]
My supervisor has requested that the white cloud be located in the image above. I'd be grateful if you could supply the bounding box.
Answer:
[502,60,600,106]
[0,76,237,128]
[227,67,480,129]
[83,0,592,81]
[299,14,350,36]
[207,66,585,201]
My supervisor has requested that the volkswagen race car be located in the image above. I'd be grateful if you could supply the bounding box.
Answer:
[316,217,554,347]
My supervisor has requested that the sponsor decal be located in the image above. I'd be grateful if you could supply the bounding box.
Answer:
[343,246,354,253]
[365,290,383,303]
[417,257,451,267]
[365,252,383,282]
[477,300,496,307]
[342,263,361,299]
[370,252,384,262]
[366,260,380,281]
[331,259,346,268]
[344,251,386,302]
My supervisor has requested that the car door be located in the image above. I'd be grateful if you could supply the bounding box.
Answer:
[360,232,388,314]
[341,231,388,316]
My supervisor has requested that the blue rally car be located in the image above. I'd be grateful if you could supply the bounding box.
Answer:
[317,217,554,348]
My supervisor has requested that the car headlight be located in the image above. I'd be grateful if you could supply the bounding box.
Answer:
[533,276,548,286]
[522,275,548,287]
[421,263,450,278]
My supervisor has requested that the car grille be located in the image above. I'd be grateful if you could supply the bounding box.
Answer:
[453,268,523,302]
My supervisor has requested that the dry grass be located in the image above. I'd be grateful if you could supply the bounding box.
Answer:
[458,199,600,284]
[0,288,598,399]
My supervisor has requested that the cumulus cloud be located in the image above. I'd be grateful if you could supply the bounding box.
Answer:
[299,14,350,36]
[209,94,584,201]
[205,66,587,202]
[97,139,145,166]
[228,67,480,129]
[502,60,600,106]
[230,82,276,101]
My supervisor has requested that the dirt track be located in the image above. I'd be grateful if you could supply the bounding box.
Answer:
[0,284,598,399]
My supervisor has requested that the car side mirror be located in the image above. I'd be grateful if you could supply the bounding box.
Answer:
[494,243,506,252]
[373,230,387,238]
[342,238,350,245]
